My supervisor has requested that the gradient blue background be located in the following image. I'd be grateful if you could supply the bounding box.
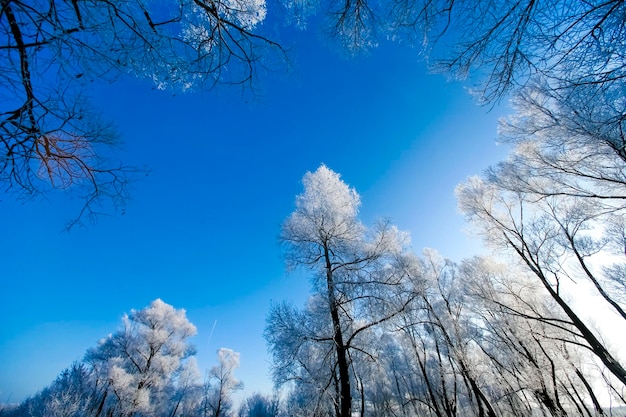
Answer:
[0,25,509,403]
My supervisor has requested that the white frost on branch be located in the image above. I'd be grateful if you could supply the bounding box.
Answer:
[284,164,364,246]
[85,299,199,416]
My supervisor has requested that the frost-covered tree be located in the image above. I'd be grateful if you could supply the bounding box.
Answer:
[199,348,244,417]
[456,132,626,389]
[458,256,617,417]
[444,0,626,403]
[369,250,619,417]
[3,301,252,417]
[265,298,339,417]
[266,164,624,414]
[4,299,207,417]
[269,165,415,417]
[3,362,94,417]
[84,299,198,417]
[378,250,502,417]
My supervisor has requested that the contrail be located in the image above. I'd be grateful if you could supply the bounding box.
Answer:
[207,319,217,350]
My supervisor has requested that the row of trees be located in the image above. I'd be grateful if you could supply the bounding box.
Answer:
[266,165,626,417]
[263,2,626,415]
[1,299,265,417]
[6,150,624,417]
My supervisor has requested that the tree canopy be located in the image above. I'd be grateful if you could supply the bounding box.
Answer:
[5,0,626,224]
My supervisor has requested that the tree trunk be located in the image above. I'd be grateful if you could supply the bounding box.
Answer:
[325,244,352,417]
[509,237,626,387]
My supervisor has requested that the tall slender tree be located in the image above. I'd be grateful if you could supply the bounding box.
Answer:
[273,164,414,417]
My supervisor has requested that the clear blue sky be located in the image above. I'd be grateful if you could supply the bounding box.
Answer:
[0,23,509,403]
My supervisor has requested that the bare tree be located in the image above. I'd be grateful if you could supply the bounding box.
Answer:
[418,1,626,104]
[277,0,626,105]
[457,170,626,388]
[461,256,615,417]
[1,0,282,225]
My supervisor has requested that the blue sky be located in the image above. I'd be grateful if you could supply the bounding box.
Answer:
[0,23,509,403]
